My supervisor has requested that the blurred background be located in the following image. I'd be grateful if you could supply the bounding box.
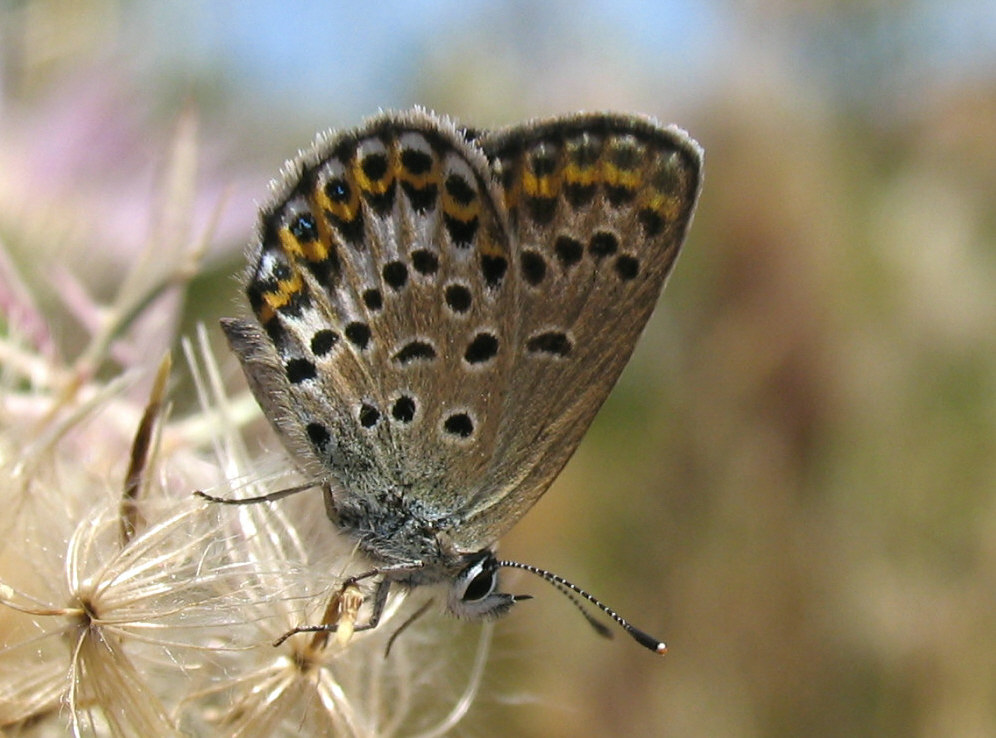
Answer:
[2,1,995,736]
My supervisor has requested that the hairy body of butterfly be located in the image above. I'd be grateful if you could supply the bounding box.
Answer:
[218,108,702,646]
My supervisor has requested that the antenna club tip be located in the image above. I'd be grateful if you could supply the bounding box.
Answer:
[629,626,667,654]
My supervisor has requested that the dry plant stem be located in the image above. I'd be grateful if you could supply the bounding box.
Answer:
[120,353,172,545]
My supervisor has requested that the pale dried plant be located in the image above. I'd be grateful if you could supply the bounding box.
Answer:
[0,115,490,737]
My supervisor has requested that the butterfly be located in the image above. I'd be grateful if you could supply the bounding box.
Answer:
[202,108,702,652]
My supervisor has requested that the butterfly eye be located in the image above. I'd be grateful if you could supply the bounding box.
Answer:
[448,551,517,620]
[454,552,498,602]
[462,566,497,602]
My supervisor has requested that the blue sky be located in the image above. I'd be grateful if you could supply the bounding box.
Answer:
[124,0,995,127]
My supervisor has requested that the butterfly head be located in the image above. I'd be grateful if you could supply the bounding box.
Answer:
[447,549,531,620]
[451,551,669,654]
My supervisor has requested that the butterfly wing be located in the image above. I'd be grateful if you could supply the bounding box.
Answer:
[225,109,524,557]
[226,109,701,562]
[449,113,703,548]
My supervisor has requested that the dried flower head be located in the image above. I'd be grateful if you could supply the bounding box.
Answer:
[0,115,488,736]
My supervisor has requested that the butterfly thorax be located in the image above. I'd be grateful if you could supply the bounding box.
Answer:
[323,482,472,581]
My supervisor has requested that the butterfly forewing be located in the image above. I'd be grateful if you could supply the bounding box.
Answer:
[228,111,520,520]
[450,114,703,547]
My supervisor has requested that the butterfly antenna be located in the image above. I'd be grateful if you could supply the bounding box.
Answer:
[498,560,666,655]
[549,578,614,638]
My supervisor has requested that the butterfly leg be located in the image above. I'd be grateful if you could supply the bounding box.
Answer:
[194,483,318,506]
[383,598,434,657]
[273,562,424,647]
